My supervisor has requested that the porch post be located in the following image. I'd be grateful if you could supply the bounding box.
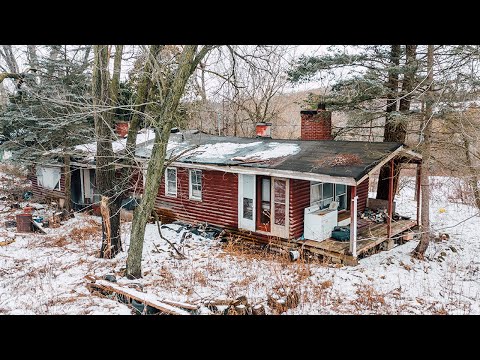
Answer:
[349,186,357,257]
[387,159,394,239]
[415,163,421,225]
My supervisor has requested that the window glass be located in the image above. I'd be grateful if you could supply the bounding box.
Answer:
[190,169,202,199]
[166,168,177,196]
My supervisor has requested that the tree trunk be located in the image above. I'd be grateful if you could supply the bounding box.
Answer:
[27,45,39,69]
[63,151,72,212]
[122,45,163,196]
[463,136,480,210]
[413,44,434,258]
[110,45,123,107]
[126,45,211,279]
[92,45,122,259]
[377,45,401,200]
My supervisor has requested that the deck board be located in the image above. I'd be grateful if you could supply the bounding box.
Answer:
[298,219,417,257]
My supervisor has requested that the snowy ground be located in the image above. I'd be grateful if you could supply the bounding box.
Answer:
[1,167,479,314]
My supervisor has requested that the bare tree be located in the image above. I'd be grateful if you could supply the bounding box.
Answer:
[126,45,213,279]
[413,44,435,258]
[92,44,124,259]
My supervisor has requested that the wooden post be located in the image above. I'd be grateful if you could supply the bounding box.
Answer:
[415,163,421,226]
[387,159,394,239]
[349,186,357,257]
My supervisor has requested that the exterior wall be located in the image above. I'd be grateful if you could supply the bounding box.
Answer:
[300,110,333,141]
[357,178,370,212]
[154,167,370,241]
[356,177,369,213]
[29,166,66,200]
[155,167,238,228]
[289,179,310,239]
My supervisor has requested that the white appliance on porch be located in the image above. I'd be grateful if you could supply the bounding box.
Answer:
[304,205,338,242]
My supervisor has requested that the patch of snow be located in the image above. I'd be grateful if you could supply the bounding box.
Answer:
[187,142,261,159]
[233,142,300,161]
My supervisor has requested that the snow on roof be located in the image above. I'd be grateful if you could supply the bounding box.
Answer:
[74,128,155,161]
[135,135,301,165]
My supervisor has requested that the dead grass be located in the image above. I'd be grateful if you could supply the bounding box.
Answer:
[351,285,388,313]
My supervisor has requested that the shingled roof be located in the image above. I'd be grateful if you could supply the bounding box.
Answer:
[135,130,421,185]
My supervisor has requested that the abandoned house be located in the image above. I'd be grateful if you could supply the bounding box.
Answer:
[28,127,154,211]
[133,106,422,265]
[29,106,422,265]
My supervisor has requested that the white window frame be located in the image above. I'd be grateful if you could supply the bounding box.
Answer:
[311,182,347,211]
[189,169,202,201]
[36,166,61,191]
[165,167,177,197]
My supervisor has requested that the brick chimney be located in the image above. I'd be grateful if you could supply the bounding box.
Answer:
[115,121,130,138]
[256,122,272,138]
[300,103,333,140]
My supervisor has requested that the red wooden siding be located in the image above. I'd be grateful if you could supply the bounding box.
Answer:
[357,177,369,213]
[155,167,238,228]
[28,166,66,200]
[289,179,310,239]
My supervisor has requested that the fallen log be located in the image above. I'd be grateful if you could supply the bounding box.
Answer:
[204,298,236,307]
[87,279,190,315]
[0,239,15,247]
[159,298,199,311]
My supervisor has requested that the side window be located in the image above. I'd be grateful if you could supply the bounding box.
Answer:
[335,184,347,210]
[165,167,177,197]
[189,169,202,200]
[310,181,347,210]
[310,181,322,207]
[37,166,61,191]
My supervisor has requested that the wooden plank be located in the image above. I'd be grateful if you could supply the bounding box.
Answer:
[159,298,199,311]
[88,280,190,315]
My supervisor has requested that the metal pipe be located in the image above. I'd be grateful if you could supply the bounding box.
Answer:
[349,186,357,256]
[416,163,421,226]
[352,195,358,257]
[387,159,394,239]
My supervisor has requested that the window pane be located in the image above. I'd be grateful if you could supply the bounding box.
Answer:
[262,178,270,202]
[274,179,286,203]
[323,183,333,198]
[336,184,346,196]
[190,170,202,199]
[167,168,176,182]
[167,181,175,194]
[192,188,201,198]
[311,183,321,204]
[274,203,285,225]
[243,198,253,220]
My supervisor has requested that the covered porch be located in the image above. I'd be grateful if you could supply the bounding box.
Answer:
[298,150,423,265]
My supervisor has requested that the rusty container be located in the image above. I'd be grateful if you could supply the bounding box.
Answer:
[16,213,33,232]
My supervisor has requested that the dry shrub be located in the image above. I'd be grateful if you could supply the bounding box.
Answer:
[69,223,101,242]
[193,270,208,287]
[320,280,333,290]
[53,236,68,247]
[351,285,387,312]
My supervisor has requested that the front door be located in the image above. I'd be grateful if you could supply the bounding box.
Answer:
[238,174,256,231]
[256,176,271,232]
[238,174,289,238]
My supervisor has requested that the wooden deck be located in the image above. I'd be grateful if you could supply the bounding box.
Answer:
[297,219,418,265]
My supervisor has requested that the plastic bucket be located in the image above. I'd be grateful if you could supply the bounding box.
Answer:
[16,213,33,232]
